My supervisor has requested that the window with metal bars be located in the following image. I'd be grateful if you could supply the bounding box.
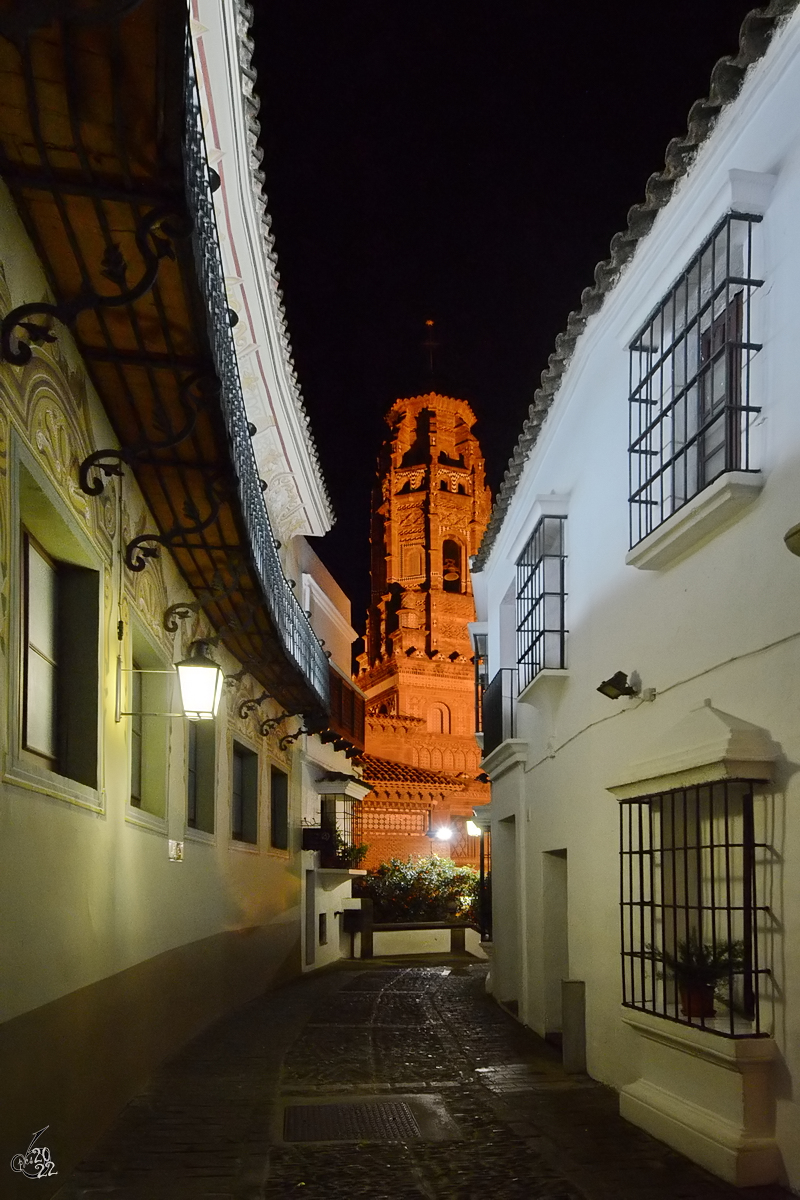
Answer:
[628,213,762,547]
[516,515,567,691]
[619,781,770,1038]
[320,794,364,865]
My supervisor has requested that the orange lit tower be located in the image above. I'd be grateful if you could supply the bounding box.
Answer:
[356,391,492,866]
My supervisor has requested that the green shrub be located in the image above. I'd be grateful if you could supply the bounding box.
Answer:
[352,855,480,923]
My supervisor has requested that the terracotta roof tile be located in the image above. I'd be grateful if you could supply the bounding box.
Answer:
[359,753,467,789]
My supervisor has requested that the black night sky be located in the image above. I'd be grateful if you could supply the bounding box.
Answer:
[252,1,756,630]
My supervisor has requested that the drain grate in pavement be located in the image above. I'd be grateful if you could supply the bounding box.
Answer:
[284,1099,420,1142]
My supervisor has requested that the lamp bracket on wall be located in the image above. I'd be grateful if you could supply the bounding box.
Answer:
[1,206,191,366]
[114,658,182,723]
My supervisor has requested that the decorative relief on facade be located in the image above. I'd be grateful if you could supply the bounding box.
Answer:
[32,400,91,522]
[125,502,170,651]
[396,508,425,538]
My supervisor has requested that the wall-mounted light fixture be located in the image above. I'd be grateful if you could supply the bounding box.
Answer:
[424,812,453,841]
[175,641,224,720]
[466,819,481,838]
[597,671,637,700]
[597,670,656,702]
[115,639,223,722]
[785,523,800,556]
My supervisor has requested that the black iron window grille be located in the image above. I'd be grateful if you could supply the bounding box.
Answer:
[516,516,567,691]
[482,668,517,757]
[629,213,763,547]
[619,780,771,1038]
[320,795,364,865]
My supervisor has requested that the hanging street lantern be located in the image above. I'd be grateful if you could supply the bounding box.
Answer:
[176,641,224,720]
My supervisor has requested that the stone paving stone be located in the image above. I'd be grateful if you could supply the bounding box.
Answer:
[55,954,793,1199]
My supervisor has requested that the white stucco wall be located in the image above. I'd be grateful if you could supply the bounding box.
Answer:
[474,10,800,1189]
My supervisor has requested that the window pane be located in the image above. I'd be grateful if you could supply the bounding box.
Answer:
[25,649,56,759]
[131,666,142,805]
[187,721,198,827]
[24,538,57,760]
[27,541,57,660]
[271,767,289,850]
[232,744,258,844]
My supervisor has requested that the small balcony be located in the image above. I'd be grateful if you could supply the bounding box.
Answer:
[316,667,366,755]
[183,47,329,711]
[482,669,518,757]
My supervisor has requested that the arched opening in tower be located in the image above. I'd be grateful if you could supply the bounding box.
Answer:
[442,539,463,593]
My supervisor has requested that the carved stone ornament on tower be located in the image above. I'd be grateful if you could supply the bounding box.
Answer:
[355,392,492,868]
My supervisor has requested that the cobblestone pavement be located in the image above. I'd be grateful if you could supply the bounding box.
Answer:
[55,955,792,1200]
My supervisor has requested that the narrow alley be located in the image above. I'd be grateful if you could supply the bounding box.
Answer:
[55,955,791,1200]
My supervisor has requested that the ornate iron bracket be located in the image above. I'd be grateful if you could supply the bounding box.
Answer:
[238,691,271,720]
[237,690,297,737]
[279,726,309,751]
[1,206,191,366]
[163,602,199,633]
[260,714,292,736]
[125,474,229,571]
[79,373,221,497]
[162,557,254,633]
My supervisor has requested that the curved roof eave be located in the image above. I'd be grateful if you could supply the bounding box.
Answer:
[193,0,334,539]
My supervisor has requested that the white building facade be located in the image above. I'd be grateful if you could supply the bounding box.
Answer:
[0,1,366,1193]
[472,2,800,1189]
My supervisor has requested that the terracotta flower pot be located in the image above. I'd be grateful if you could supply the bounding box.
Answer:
[679,983,716,1018]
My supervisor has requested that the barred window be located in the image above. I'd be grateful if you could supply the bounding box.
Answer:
[516,515,566,691]
[619,781,770,1038]
[629,213,762,547]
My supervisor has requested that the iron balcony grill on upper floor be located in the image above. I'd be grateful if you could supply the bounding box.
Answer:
[482,668,518,758]
[628,212,763,548]
[516,515,567,692]
[183,42,328,709]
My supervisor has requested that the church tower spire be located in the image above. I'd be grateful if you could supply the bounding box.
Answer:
[355,391,491,867]
[361,391,491,691]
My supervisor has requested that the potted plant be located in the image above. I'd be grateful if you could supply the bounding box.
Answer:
[650,932,745,1018]
[332,832,369,869]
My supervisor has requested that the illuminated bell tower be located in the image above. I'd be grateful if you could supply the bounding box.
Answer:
[358,391,492,756]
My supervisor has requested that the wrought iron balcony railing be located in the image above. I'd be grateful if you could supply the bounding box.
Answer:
[183,43,328,710]
[482,668,518,757]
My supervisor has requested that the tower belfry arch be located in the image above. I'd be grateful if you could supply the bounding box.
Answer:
[356,391,492,866]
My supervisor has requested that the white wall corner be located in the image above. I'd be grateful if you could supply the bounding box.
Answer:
[727,169,777,216]
[507,492,571,566]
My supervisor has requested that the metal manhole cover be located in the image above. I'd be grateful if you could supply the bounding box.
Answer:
[284,1099,421,1142]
